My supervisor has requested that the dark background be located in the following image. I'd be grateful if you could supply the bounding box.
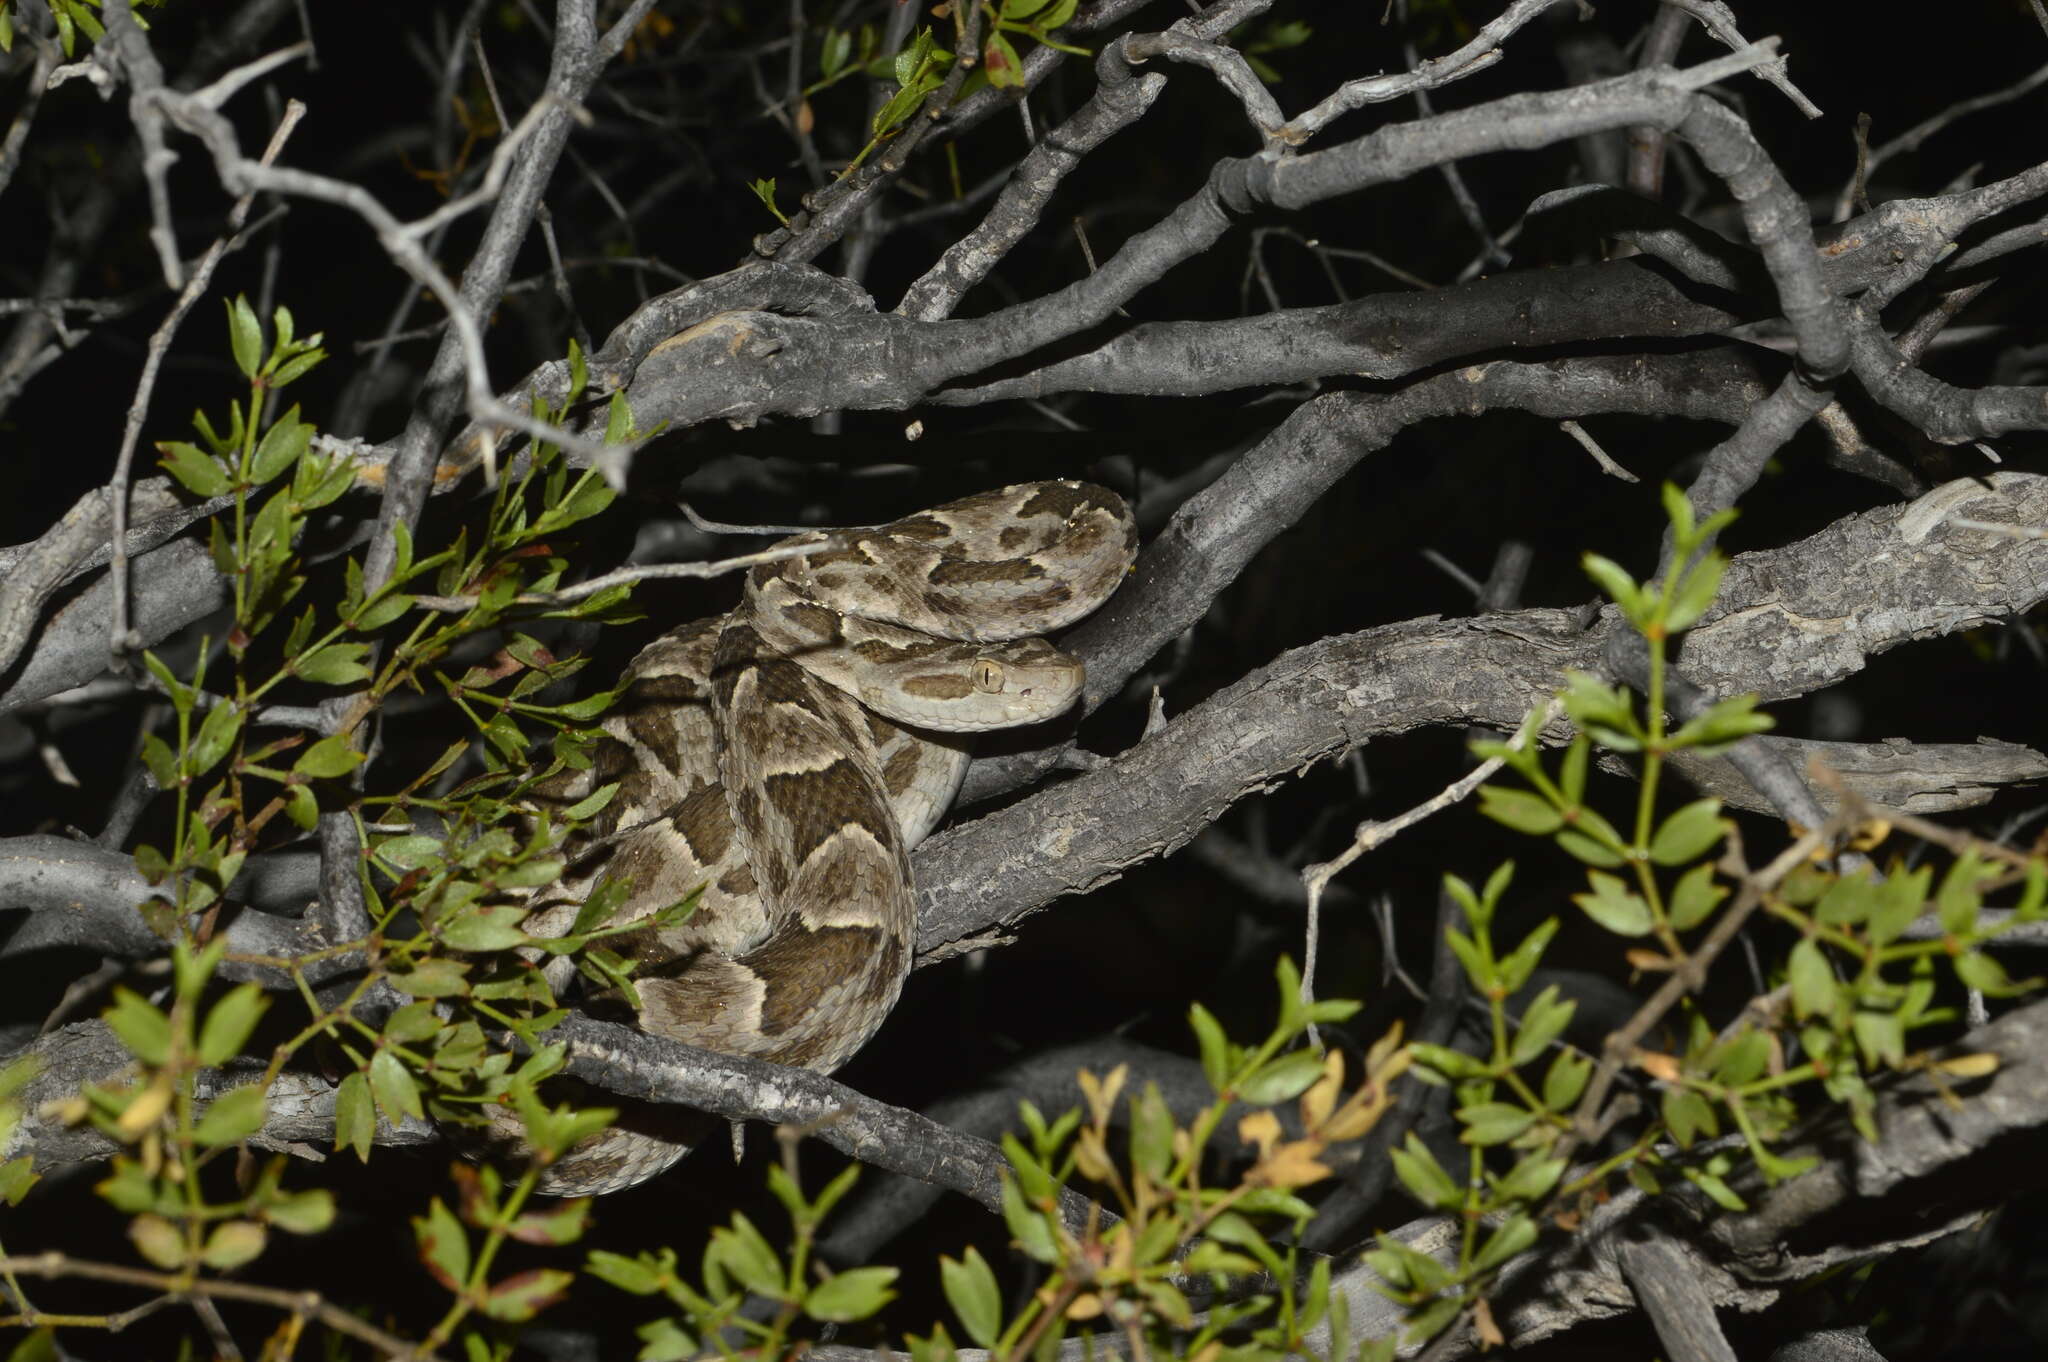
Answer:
[2,1,2045,1357]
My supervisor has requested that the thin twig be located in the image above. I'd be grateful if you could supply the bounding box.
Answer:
[1299,697,1564,1013]
[0,1251,445,1362]
[407,533,847,612]
[1558,420,1639,482]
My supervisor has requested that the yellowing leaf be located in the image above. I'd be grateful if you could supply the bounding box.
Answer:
[1633,1049,1683,1083]
[1933,1052,1999,1079]
[1237,1109,1281,1157]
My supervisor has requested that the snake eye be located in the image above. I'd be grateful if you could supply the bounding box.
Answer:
[973,659,1004,693]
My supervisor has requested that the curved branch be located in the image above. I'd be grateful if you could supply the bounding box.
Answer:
[919,470,2048,951]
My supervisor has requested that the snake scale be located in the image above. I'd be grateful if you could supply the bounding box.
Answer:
[506,481,1138,1194]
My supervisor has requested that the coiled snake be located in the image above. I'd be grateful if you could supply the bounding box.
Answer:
[508,481,1138,1194]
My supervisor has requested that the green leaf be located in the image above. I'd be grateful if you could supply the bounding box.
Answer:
[413,1197,471,1290]
[1660,482,1697,546]
[871,80,929,136]
[1573,871,1653,936]
[264,1187,335,1234]
[598,393,630,446]
[1751,1143,1819,1184]
[1476,785,1564,835]
[1954,950,2029,997]
[201,1220,268,1270]
[440,905,529,952]
[351,591,415,631]
[294,735,364,779]
[585,1248,671,1295]
[1000,1174,1058,1263]
[1713,1029,1771,1086]
[197,984,269,1066]
[295,642,372,685]
[1457,1101,1536,1146]
[1582,552,1644,620]
[1851,1010,1905,1068]
[333,1070,375,1161]
[1495,1154,1565,1202]
[747,177,785,224]
[1558,736,1590,805]
[1128,1082,1172,1182]
[1648,798,1724,866]
[140,735,179,791]
[130,1213,189,1270]
[709,1214,785,1299]
[481,1268,573,1321]
[189,700,244,779]
[105,989,172,1066]
[1408,1042,1490,1083]
[142,650,194,715]
[1204,1211,1284,1279]
[1666,550,1728,632]
[894,26,933,85]
[1234,1186,1315,1219]
[806,1265,900,1323]
[1543,1050,1592,1110]
[939,1246,1002,1349]
[1481,859,1515,913]
[2016,860,2047,923]
[388,958,470,998]
[251,408,311,484]
[1937,851,1996,936]
[1364,1235,1453,1295]
[1668,693,1773,753]
[560,780,620,822]
[173,936,228,1001]
[1235,1049,1326,1104]
[285,784,318,830]
[193,1085,268,1147]
[1388,1133,1460,1210]
[1556,829,1628,868]
[1496,917,1559,996]
[548,468,617,531]
[227,295,265,379]
[808,1163,862,1225]
[375,835,445,869]
[1560,671,1639,749]
[1439,872,1481,929]
[0,1155,39,1208]
[819,26,852,78]
[635,1318,698,1362]
[158,441,230,497]
[369,1049,424,1124]
[1868,864,1933,946]
[296,450,355,510]
[1508,985,1575,1068]
[1787,939,1835,1020]
[270,347,326,389]
[1668,862,1726,931]
[1472,1212,1536,1271]
[1684,1166,1747,1212]
[983,30,1024,87]
[1815,869,1877,926]
[1661,1088,1717,1147]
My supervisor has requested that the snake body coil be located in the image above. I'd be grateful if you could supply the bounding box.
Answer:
[509,481,1138,1194]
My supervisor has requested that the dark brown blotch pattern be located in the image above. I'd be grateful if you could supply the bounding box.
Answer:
[761,758,892,868]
